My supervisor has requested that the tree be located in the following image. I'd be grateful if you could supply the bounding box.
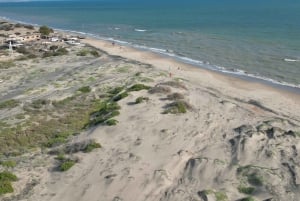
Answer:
[39,25,53,36]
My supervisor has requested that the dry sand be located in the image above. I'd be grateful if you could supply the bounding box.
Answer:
[1,32,300,201]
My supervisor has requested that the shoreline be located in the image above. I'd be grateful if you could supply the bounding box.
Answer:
[1,16,300,94]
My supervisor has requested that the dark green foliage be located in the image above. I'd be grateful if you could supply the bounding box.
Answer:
[39,25,53,36]
[105,119,118,126]
[164,100,190,114]
[16,46,30,54]
[0,99,19,110]
[90,50,99,57]
[0,181,14,195]
[45,131,73,148]
[23,24,34,30]
[240,197,255,201]
[76,50,88,56]
[0,171,17,182]
[238,186,255,195]
[0,160,16,168]
[83,141,101,152]
[112,92,128,102]
[77,86,91,93]
[59,160,75,172]
[247,173,263,186]
[88,101,120,126]
[135,96,149,104]
[53,48,68,56]
[31,99,49,109]
[127,84,151,92]
[108,86,124,95]
[215,191,228,201]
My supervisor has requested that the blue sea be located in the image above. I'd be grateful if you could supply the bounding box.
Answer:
[0,0,300,88]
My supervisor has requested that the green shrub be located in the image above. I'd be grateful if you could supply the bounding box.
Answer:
[90,50,99,57]
[0,171,17,182]
[39,25,53,36]
[53,48,68,56]
[215,191,228,201]
[128,84,151,92]
[59,160,75,172]
[164,100,191,114]
[135,96,149,104]
[105,119,118,126]
[0,99,19,110]
[0,181,14,195]
[108,86,124,95]
[247,173,263,186]
[45,137,67,148]
[112,92,128,102]
[83,141,101,152]
[240,197,255,201]
[76,50,88,56]
[238,186,255,195]
[78,86,91,93]
[0,160,16,168]
[31,99,49,109]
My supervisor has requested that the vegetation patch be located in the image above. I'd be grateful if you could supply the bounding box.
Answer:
[0,61,15,69]
[240,197,255,201]
[127,84,151,92]
[88,101,120,127]
[148,86,171,94]
[0,160,17,168]
[112,92,129,102]
[163,100,192,114]
[0,171,17,195]
[237,166,264,186]
[77,86,91,93]
[105,119,118,126]
[30,99,50,109]
[135,96,149,104]
[58,160,76,172]
[238,186,255,195]
[63,139,101,154]
[0,99,19,110]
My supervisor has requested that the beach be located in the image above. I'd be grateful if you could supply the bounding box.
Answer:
[0,20,300,201]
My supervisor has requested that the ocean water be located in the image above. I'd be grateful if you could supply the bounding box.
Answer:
[0,0,300,87]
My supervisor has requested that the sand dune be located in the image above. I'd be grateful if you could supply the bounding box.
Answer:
[1,35,300,201]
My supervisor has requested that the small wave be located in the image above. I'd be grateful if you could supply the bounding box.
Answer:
[284,58,299,62]
[134,29,147,32]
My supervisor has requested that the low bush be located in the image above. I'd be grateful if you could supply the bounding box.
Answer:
[238,186,255,195]
[135,96,149,104]
[77,86,91,93]
[127,84,151,92]
[76,49,88,56]
[105,119,118,126]
[90,50,99,57]
[0,160,16,168]
[112,92,129,102]
[0,181,14,195]
[163,100,192,114]
[0,99,19,110]
[59,160,75,172]
[64,139,101,154]
[240,197,255,201]
[0,171,17,182]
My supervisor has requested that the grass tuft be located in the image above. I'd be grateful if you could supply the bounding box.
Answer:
[77,86,91,93]
[0,99,19,110]
[127,84,151,92]
[238,186,255,195]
